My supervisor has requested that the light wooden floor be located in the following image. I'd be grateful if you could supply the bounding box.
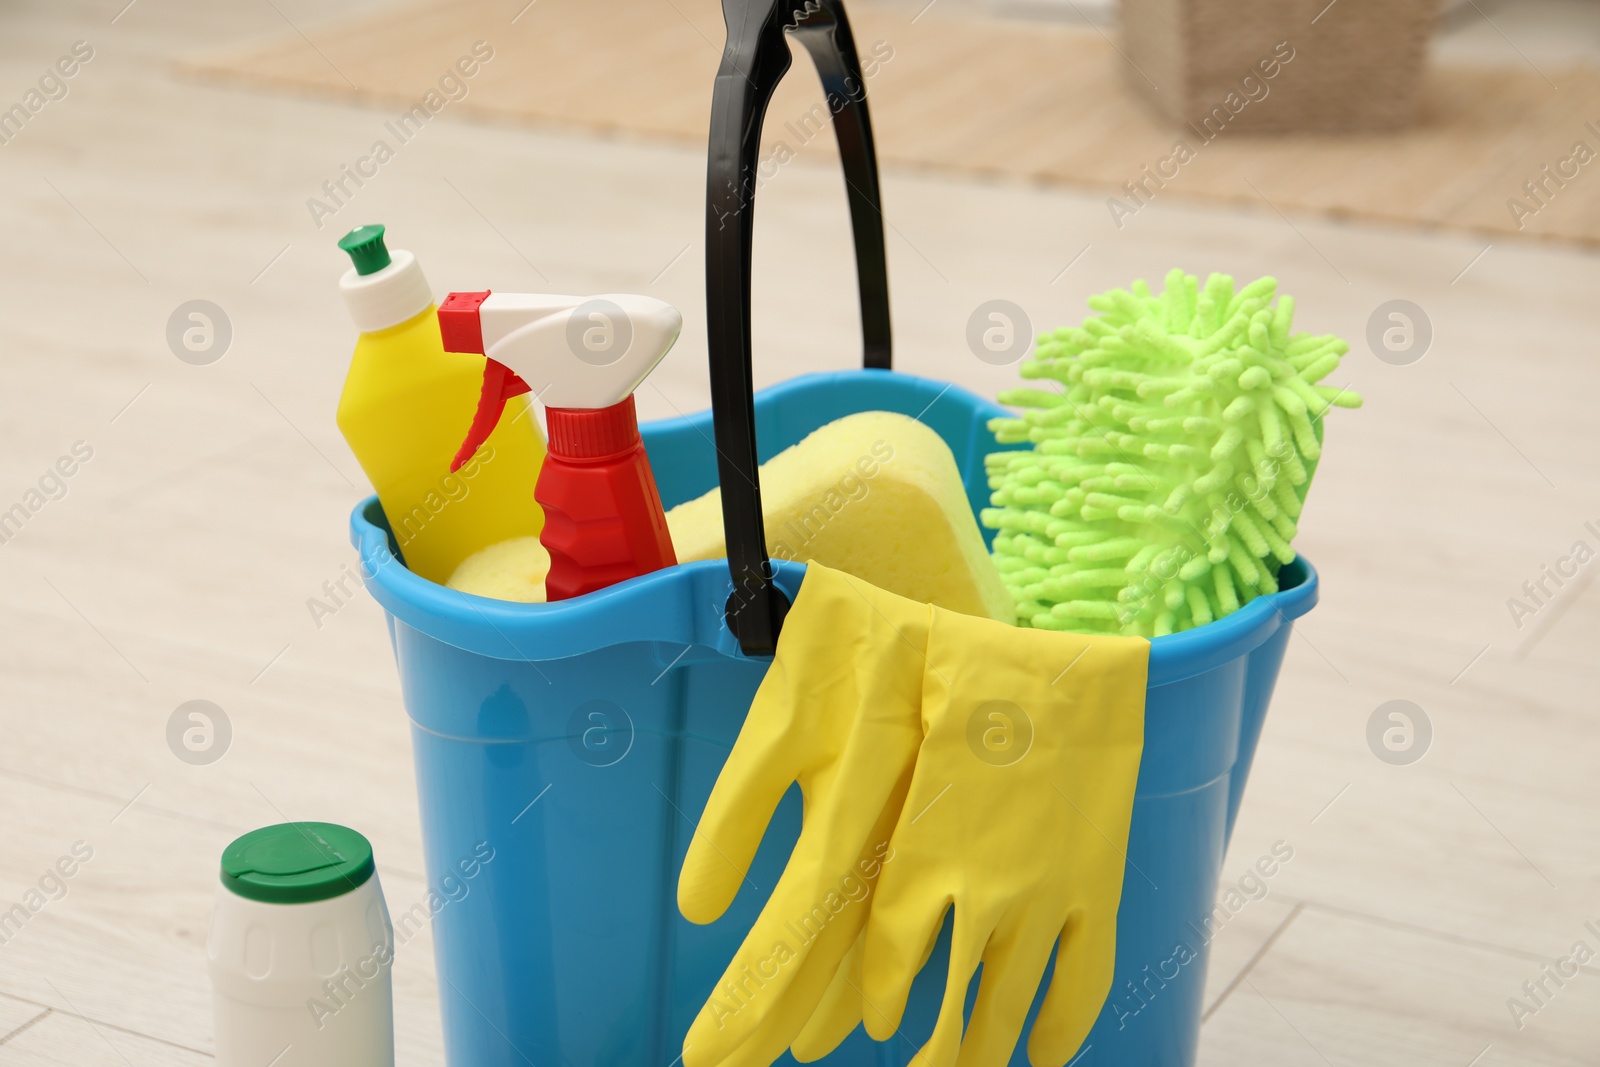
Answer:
[0,0,1596,1064]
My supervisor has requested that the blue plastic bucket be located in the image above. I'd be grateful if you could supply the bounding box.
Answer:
[351,369,1316,1067]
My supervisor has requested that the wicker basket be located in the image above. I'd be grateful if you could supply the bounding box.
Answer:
[1121,0,1443,133]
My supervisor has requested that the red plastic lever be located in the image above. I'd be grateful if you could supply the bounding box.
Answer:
[437,290,535,473]
[452,360,531,473]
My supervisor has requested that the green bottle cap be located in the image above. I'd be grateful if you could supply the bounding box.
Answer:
[338,225,392,276]
[220,822,375,904]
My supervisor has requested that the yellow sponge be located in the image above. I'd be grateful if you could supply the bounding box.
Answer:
[445,413,1013,623]
[667,411,1014,623]
[446,535,549,603]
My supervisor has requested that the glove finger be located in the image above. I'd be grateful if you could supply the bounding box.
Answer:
[861,882,949,1042]
[678,657,806,925]
[689,891,869,1067]
[1027,910,1116,1067]
[953,912,1062,1067]
[789,745,919,1066]
[790,933,865,1062]
[859,752,963,1047]
[684,827,886,1067]
[908,908,988,1067]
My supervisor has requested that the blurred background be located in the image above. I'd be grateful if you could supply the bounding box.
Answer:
[0,0,1597,1063]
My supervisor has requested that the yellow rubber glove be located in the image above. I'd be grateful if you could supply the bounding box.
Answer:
[677,564,931,1067]
[791,612,1148,1067]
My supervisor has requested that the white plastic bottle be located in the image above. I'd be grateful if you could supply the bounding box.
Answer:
[208,822,395,1067]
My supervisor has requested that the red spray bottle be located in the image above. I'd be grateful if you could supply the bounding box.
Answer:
[439,292,680,601]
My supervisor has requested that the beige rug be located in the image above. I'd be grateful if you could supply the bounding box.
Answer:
[179,0,1600,247]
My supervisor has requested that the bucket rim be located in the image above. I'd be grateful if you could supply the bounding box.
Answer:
[350,369,1318,681]
[349,505,1315,686]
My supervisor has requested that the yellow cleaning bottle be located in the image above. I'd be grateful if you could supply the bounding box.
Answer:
[335,225,545,583]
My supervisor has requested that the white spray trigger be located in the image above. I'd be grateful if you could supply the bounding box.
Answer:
[478,293,682,410]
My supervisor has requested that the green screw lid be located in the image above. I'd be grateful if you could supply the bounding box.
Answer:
[338,224,392,276]
[220,822,375,904]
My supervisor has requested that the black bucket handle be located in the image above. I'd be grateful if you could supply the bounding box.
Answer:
[706,0,891,656]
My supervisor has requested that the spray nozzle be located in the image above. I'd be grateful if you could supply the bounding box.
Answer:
[438,291,682,470]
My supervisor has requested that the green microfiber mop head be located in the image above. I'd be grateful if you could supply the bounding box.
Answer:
[982,269,1361,637]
